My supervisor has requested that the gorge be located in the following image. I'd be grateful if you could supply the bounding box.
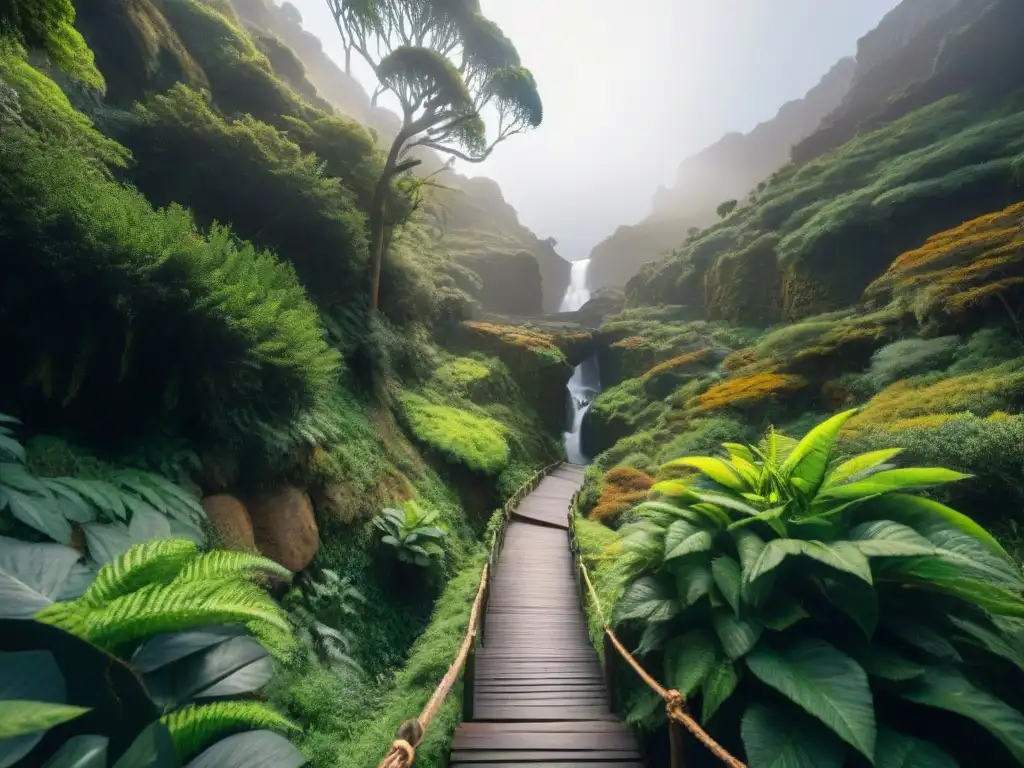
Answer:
[3,0,1024,767]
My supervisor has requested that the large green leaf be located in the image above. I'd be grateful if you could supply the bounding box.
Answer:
[142,636,273,712]
[781,409,857,495]
[860,647,925,682]
[863,495,1020,588]
[712,556,742,615]
[949,615,1024,669]
[700,659,739,724]
[0,649,69,767]
[816,576,878,637]
[822,448,904,490]
[664,521,714,561]
[614,577,680,623]
[883,615,961,662]
[112,722,178,768]
[671,558,713,608]
[886,558,1024,617]
[0,700,89,738]
[819,469,970,501]
[39,735,108,768]
[848,520,936,558]
[82,523,136,566]
[4,488,72,545]
[733,528,774,607]
[746,638,876,759]
[712,610,762,660]
[661,456,748,491]
[741,703,846,768]
[902,666,1024,763]
[664,627,718,696]
[0,537,81,618]
[185,730,305,768]
[875,729,958,768]
[692,491,763,519]
[748,539,872,587]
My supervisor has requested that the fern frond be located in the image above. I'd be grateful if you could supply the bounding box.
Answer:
[80,539,199,607]
[77,579,296,659]
[34,601,89,635]
[173,550,293,585]
[162,701,297,760]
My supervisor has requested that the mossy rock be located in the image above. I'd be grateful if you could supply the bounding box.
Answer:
[451,321,572,433]
[398,391,509,475]
[865,202,1024,335]
[640,348,722,399]
[580,379,663,458]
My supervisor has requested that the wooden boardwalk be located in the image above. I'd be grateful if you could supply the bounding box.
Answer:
[450,464,644,767]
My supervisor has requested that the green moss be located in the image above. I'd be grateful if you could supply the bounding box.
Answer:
[399,392,509,475]
[0,0,103,87]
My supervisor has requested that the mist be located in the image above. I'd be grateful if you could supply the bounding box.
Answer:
[290,0,902,261]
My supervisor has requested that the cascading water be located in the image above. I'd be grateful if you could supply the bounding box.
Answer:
[560,260,601,464]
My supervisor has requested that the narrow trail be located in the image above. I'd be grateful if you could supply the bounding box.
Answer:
[449,464,643,766]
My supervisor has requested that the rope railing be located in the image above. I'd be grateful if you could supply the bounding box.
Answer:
[376,461,562,768]
[567,501,749,768]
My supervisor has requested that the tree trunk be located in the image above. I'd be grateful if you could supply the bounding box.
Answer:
[368,177,389,313]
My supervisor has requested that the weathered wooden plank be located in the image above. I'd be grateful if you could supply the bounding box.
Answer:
[450,750,642,762]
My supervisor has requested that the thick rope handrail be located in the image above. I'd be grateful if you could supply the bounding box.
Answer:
[573,515,748,768]
[376,461,562,768]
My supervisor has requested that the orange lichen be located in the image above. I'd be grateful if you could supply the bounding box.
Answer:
[692,373,809,412]
[641,349,714,382]
[461,321,558,351]
[590,466,655,527]
[844,368,1024,435]
[864,203,1024,329]
[611,335,647,351]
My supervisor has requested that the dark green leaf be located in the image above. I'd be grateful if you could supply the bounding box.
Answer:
[185,730,305,768]
[816,576,878,637]
[949,615,1024,669]
[112,722,179,768]
[875,729,957,768]
[634,621,670,656]
[861,647,925,682]
[750,539,872,587]
[0,536,80,617]
[741,703,846,768]
[701,659,739,724]
[672,558,713,608]
[761,596,809,632]
[5,489,71,544]
[0,650,65,703]
[664,521,714,561]
[81,523,135,565]
[884,616,961,662]
[132,628,246,673]
[712,610,763,660]
[664,627,718,696]
[746,638,876,759]
[712,556,742,616]
[849,520,936,558]
[615,577,680,623]
[902,666,1024,763]
[40,735,109,768]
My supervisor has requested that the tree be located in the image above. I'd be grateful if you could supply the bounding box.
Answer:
[325,0,543,311]
[716,199,738,219]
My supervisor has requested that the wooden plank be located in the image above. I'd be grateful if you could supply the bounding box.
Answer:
[452,763,643,768]
[457,721,631,734]
[450,750,642,762]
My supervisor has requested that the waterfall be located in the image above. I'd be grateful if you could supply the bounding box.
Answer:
[560,259,601,464]
[560,258,592,312]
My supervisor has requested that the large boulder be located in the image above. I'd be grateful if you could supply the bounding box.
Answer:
[246,486,319,572]
[201,494,255,551]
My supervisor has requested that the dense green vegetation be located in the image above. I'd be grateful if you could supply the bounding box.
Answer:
[0,1,556,766]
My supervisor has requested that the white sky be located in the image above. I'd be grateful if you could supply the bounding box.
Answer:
[290,0,902,261]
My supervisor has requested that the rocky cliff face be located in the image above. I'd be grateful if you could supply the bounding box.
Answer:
[587,57,856,290]
[230,0,568,313]
[791,0,994,163]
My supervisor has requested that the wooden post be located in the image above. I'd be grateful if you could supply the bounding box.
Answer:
[463,633,477,722]
[603,632,617,712]
[669,718,686,768]
[480,577,489,645]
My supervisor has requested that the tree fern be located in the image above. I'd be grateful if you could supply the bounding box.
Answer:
[161,701,297,761]
[173,550,292,586]
[80,539,199,607]
[69,579,296,658]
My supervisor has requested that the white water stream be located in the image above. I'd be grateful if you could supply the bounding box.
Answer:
[560,260,601,465]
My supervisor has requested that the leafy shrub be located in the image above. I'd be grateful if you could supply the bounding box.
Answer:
[1,537,303,766]
[283,567,365,672]
[610,411,1024,766]
[862,336,962,390]
[0,101,338,449]
[372,501,447,567]
[398,392,509,474]
[119,85,369,306]
[1,414,206,564]
[655,417,755,465]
